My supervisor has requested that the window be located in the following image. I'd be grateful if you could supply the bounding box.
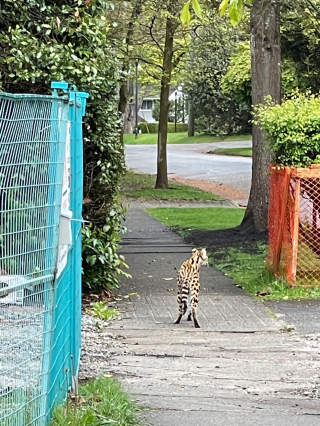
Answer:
[141,100,153,110]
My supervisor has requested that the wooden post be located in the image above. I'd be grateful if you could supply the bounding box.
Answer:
[273,167,290,270]
[290,177,301,286]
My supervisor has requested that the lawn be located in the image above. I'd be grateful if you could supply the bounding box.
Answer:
[214,147,252,157]
[124,132,252,145]
[147,207,244,231]
[121,170,222,201]
[147,206,320,300]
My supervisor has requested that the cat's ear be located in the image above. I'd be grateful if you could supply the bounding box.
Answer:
[200,248,207,259]
[192,248,197,254]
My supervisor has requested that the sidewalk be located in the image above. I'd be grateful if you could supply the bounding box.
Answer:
[107,206,320,425]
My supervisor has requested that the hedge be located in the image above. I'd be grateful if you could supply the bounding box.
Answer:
[138,122,188,134]
[255,93,320,167]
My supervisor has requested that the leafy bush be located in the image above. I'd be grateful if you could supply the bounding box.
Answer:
[221,42,251,105]
[0,0,126,293]
[138,122,188,133]
[255,93,320,166]
[82,204,130,293]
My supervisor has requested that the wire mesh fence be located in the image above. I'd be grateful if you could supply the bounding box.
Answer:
[0,83,88,425]
[267,165,320,286]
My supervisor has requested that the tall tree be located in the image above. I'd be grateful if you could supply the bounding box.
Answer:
[156,4,180,188]
[220,0,281,232]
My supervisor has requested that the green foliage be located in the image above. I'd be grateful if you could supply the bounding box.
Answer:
[221,39,316,105]
[281,0,320,94]
[138,122,188,134]
[219,0,252,26]
[152,99,185,123]
[82,208,131,294]
[254,93,320,167]
[180,0,201,25]
[186,18,251,137]
[0,0,127,293]
[50,376,140,426]
[91,301,120,321]
[221,42,251,104]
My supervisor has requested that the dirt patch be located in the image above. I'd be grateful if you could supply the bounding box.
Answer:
[184,227,268,256]
[170,176,249,203]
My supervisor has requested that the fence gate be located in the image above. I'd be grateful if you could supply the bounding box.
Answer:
[0,82,88,425]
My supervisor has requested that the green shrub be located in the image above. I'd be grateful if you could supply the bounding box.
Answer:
[138,122,188,134]
[0,0,126,293]
[82,204,130,294]
[255,93,320,167]
[138,122,159,133]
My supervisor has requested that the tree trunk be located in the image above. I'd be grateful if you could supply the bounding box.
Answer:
[241,0,281,233]
[123,80,134,134]
[155,16,176,189]
[188,100,195,137]
[118,1,141,145]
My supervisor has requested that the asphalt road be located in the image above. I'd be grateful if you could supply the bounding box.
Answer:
[125,141,252,196]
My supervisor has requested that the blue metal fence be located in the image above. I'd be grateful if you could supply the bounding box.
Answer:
[0,82,88,425]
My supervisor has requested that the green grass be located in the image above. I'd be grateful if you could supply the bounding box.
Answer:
[146,206,320,300]
[50,376,140,426]
[146,207,245,231]
[124,132,252,145]
[121,170,222,201]
[214,147,252,157]
[213,244,320,301]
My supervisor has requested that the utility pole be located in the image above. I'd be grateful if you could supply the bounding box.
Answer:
[135,59,139,139]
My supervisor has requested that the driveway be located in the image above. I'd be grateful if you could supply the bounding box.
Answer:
[125,141,252,203]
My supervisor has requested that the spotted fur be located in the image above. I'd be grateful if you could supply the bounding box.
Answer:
[174,248,208,328]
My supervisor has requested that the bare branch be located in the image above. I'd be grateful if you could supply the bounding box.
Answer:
[148,16,164,53]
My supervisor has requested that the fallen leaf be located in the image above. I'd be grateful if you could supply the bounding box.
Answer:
[129,292,138,296]
[256,291,269,297]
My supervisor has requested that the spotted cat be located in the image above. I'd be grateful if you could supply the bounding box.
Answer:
[174,248,208,328]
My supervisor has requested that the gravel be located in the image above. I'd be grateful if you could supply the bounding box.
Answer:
[79,311,127,381]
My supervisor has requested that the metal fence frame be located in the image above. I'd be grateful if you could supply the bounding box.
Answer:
[0,82,88,425]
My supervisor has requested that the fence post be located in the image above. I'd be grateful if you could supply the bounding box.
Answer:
[289,177,301,285]
[68,87,89,392]
[41,83,69,426]
[273,166,290,270]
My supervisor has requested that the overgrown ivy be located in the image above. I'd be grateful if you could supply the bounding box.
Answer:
[0,0,126,293]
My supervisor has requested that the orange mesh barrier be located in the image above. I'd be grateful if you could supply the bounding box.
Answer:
[267,165,320,286]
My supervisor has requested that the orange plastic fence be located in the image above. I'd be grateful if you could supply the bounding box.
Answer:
[267,165,320,286]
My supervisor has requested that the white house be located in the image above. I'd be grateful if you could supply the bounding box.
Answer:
[137,87,184,124]
[137,97,159,123]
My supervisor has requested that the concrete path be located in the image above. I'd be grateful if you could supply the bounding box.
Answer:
[125,142,252,197]
[108,207,320,425]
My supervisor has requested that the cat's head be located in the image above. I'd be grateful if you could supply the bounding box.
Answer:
[192,248,208,266]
